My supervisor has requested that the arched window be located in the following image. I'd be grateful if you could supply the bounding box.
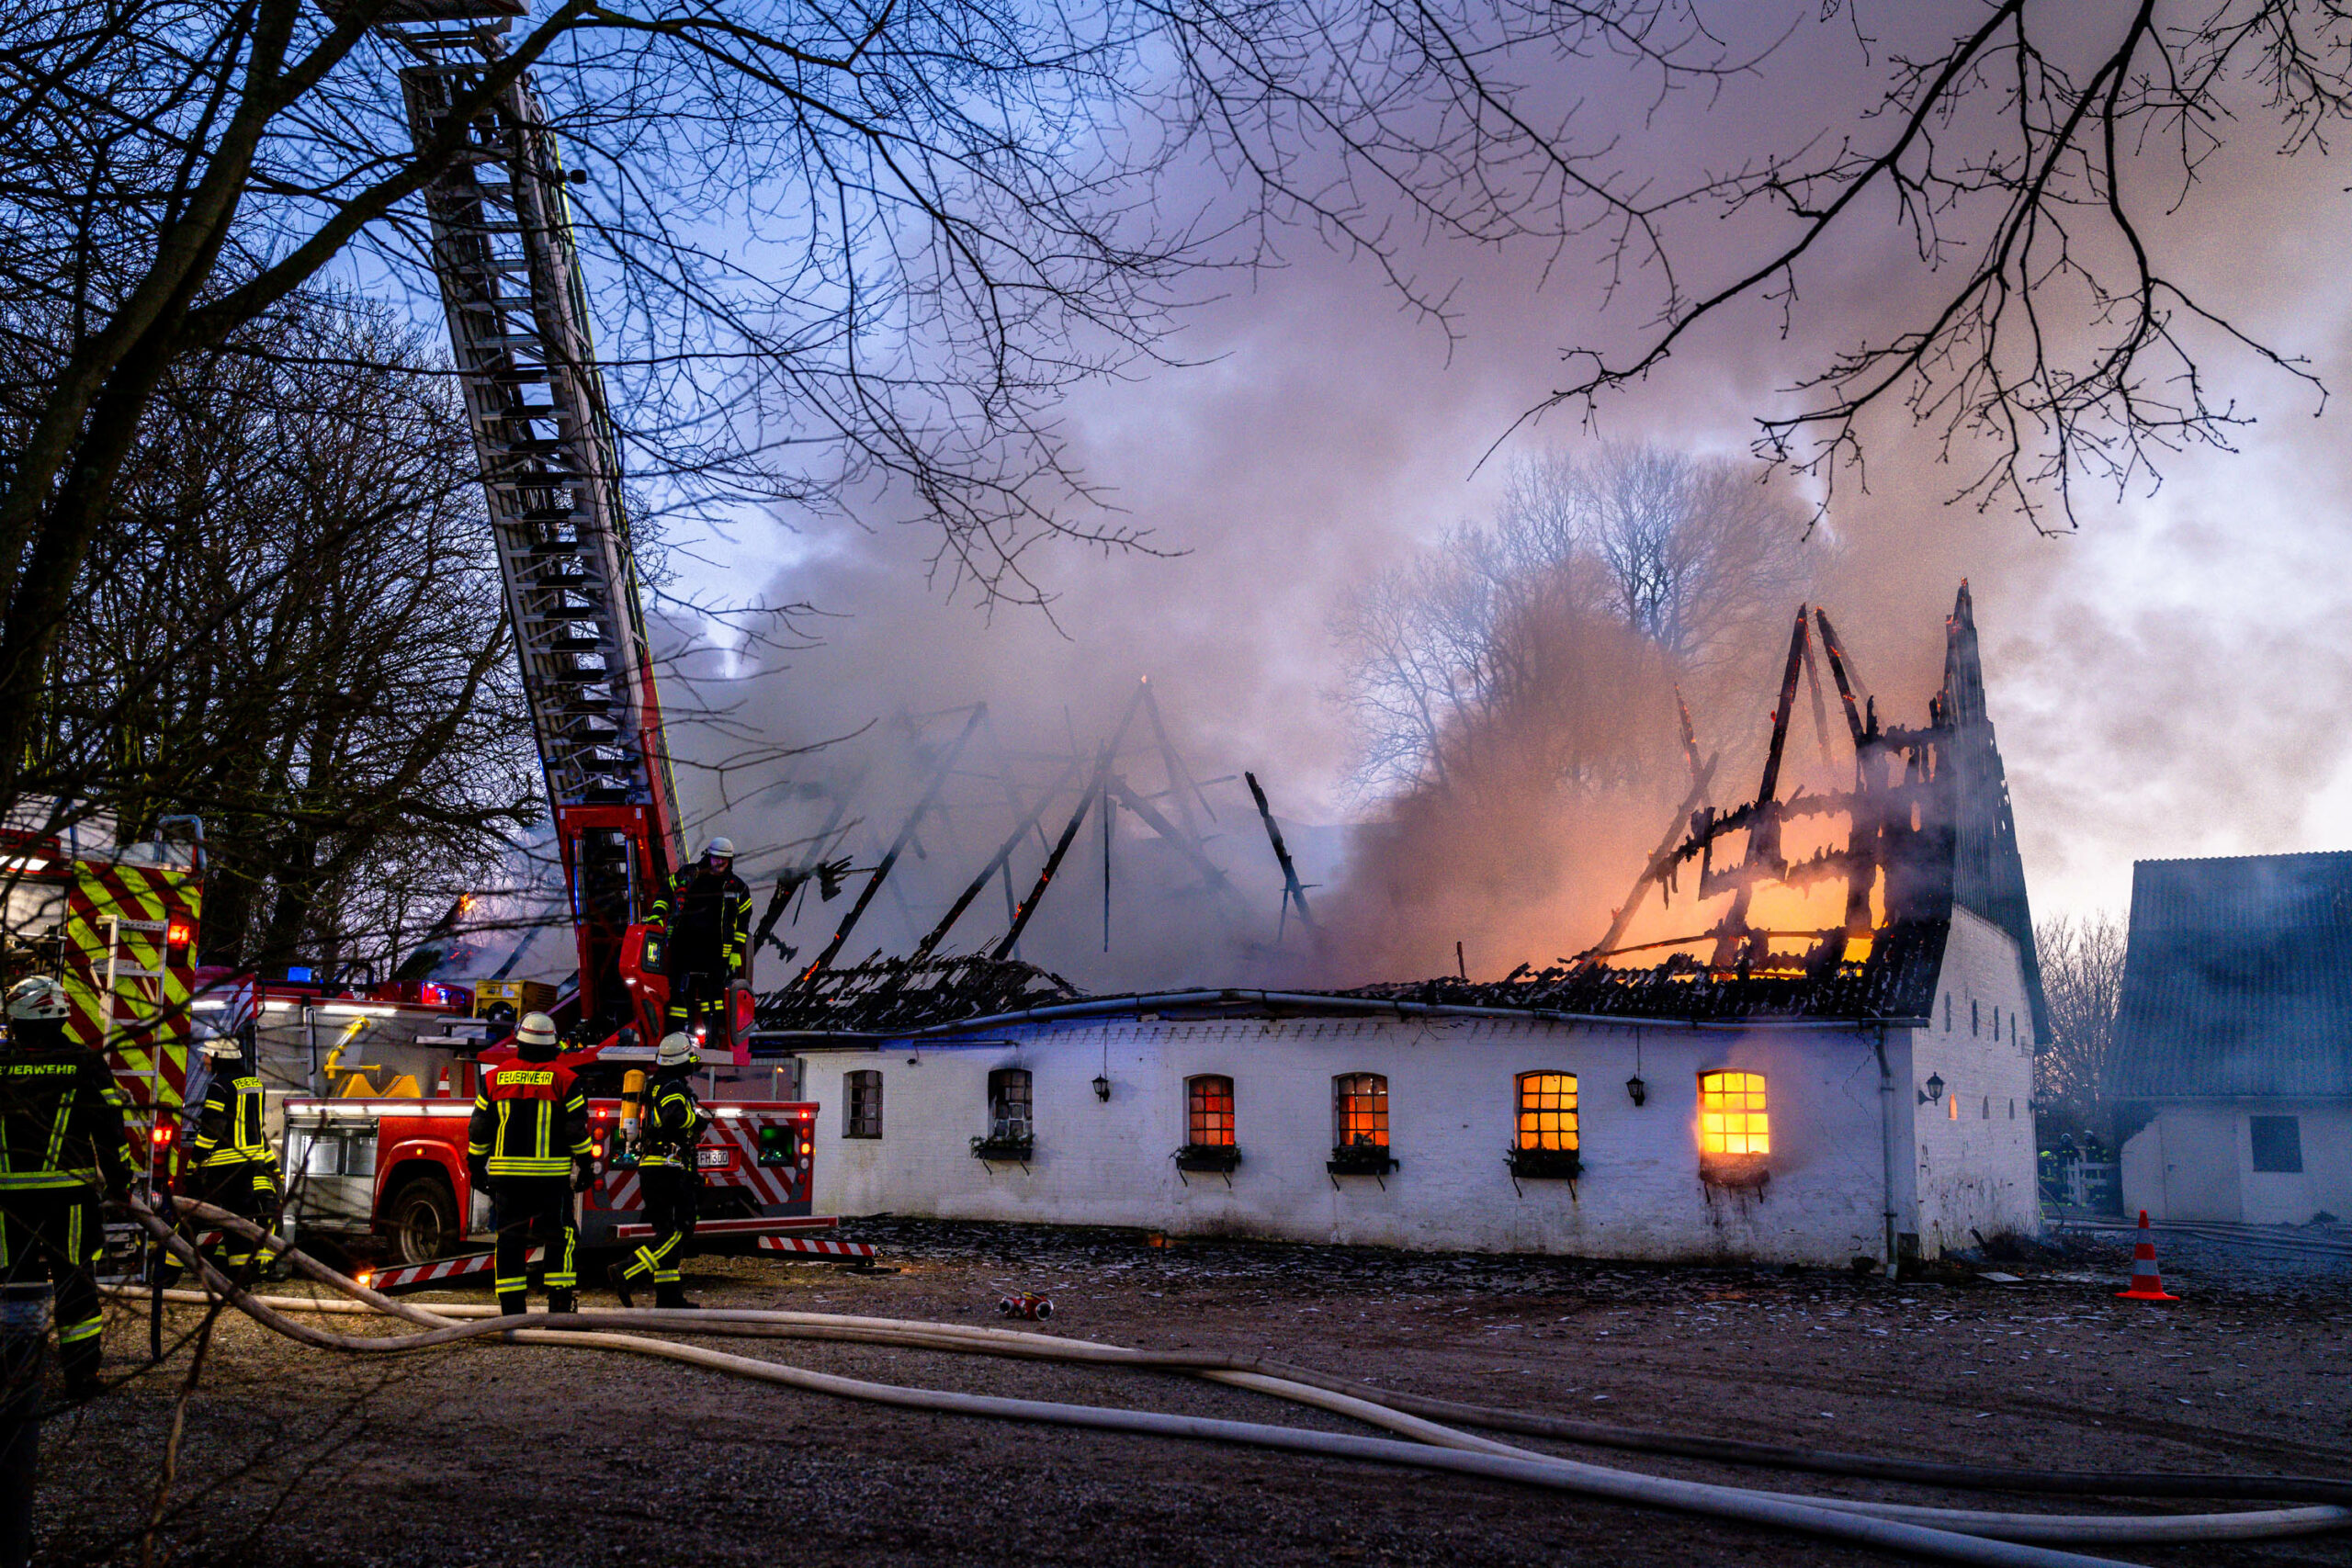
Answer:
[1698,1071,1770,1156]
[1187,1075,1236,1147]
[1332,1074,1388,1150]
[987,1068,1033,1140]
[1515,1073,1577,1151]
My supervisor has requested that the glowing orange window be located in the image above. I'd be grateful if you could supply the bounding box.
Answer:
[1516,1073,1577,1151]
[1699,1071,1770,1156]
[1188,1076,1235,1147]
[1333,1074,1388,1149]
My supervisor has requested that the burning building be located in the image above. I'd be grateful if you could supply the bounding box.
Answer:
[762,585,2044,1266]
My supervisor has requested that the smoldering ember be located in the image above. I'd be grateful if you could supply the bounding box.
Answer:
[4,4,2350,1568]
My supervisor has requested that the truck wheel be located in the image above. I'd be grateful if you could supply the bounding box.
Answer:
[387,1177,460,1265]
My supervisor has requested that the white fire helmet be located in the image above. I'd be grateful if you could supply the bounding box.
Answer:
[655,1032,700,1068]
[515,1011,560,1050]
[5,976,67,1021]
[702,837,735,863]
[199,1034,244,1059]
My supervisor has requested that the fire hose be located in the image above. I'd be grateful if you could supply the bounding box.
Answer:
[118,1200,2350,1564]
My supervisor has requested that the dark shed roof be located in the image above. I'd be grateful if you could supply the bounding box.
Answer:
[2108,851,2352,1100]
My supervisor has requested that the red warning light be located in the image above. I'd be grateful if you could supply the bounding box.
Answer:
[164,918,194,951]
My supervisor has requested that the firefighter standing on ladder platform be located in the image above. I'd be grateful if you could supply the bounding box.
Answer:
[608,1032,708,1310]
[177,1028,281,1279]
[467,1012,594,1315]
[651,838,750,1044]
[0,976,134,1394]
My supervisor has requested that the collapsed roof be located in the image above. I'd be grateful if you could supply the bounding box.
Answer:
[1349,584,2045,1031]
[752,584,2046,1039]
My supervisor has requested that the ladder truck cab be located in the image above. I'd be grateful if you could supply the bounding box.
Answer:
[278,1038,833,1277]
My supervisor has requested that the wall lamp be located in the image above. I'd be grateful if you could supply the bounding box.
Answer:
[1917,1072,1944,1107]
[1092,1073,1111,1102]
[1624,1074,1646,1107]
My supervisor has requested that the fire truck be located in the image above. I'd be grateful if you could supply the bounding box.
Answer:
[1,808,208,1269]
[255,0,876,1280]
[277,1074,844,1287]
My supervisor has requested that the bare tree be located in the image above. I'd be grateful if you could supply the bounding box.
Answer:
[1528,3,2348,530]
[1503,445,1814,674]
[0,0,1792,818]
[2035,908,2130,1141]
[34,294,539,973]
[1334,444,1817,802]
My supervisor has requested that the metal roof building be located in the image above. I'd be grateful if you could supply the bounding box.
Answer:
[2109,851,2352,1223]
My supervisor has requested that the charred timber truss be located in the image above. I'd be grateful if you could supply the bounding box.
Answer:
[1355,584,2044,1031]
[748,587,2041,1039]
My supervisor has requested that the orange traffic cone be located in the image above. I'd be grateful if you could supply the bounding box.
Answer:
[2115,1210,2178,1301]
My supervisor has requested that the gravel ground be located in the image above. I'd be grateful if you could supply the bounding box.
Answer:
[25,1221,2352,1568]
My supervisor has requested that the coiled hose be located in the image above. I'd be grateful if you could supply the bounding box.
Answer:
[122,1201,2351,1565]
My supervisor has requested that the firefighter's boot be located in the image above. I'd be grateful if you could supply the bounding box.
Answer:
[498,1292,526,1317]
[653,1283,698,1311]
[59,1337,100,1399]
[547,1289,576,1316]
[605,1261,635,1308]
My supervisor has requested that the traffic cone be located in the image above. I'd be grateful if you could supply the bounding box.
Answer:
[2115,1210,2178,1301]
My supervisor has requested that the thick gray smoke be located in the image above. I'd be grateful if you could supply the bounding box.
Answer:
[662,6,2352,994]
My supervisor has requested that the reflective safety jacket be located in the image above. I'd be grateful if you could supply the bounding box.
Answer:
[188,1068,277,1171]
[0,1040,135,1196]
[468,1055,591,1179]
[650,866,752,975]
[639,1072,711,1170]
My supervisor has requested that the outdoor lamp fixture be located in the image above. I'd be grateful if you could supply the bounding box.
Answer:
[1092,1073,1111,1102]
[1918,1072,1945,1107]
[1624,1074,1646,1107]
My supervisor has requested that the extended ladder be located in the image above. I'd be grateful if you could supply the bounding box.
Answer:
[385,7,685,1026]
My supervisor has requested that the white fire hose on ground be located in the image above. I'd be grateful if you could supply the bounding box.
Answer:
[112,1200,2349,1567]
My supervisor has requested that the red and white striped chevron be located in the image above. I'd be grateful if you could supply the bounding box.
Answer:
[360,1248,520,1291]
[755,1235,876,1258]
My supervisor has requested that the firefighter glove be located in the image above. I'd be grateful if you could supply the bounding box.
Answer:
[467,1155,489,1188]
[571,1156,598,1193]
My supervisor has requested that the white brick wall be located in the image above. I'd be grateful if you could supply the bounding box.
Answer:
[1908,907,2041,1254]
[798,931,2043,1264]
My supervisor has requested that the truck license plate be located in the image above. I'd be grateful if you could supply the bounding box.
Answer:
[696,1148,729,1169]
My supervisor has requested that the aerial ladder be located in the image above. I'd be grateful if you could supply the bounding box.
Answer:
[380,0,686,1042]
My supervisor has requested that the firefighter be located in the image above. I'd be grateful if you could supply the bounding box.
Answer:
[650,837,751,1046]
[178,1029,282,1278]
[608,1032,709,1310]
[466,1011,594,1315]
[0,976,134,1394]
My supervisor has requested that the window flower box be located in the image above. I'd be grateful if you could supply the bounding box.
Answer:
[1326,1141,1397,1177]
[1506,1146,1581,1181]
[1173,1144,1241,1174]
[1700,1152,1770,1190]
[971,1132,1035,1162]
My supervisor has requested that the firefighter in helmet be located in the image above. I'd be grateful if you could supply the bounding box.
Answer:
[608,1032,709,1310]
[650,838,752,1048]
[0,976,134,1393]
[177,1025,283,1279]
[466,1011,593,1315]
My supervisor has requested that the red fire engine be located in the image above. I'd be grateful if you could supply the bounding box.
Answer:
[277,1067,854,1287]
